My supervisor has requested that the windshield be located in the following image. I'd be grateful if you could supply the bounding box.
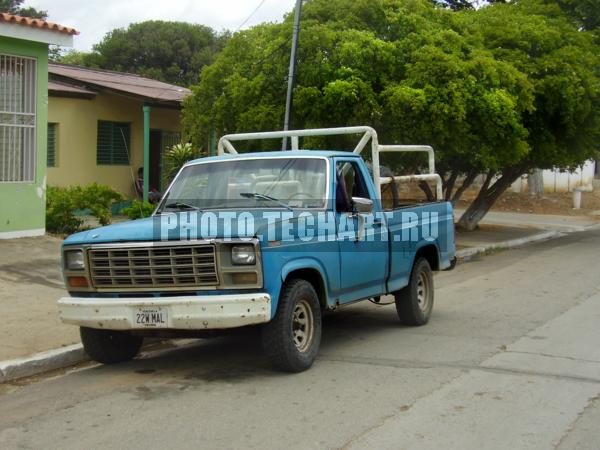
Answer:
[160,157,328,211]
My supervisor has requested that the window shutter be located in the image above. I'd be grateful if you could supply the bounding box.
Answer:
[97,121,130,165]
[47,123,57,167]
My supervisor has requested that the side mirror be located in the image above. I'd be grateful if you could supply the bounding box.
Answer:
[352,197,373,214]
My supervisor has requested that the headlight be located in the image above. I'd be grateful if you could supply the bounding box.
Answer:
[64,250,85,270]
[231,245,256,265]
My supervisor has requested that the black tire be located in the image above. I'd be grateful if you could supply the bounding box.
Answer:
[80,327,143,364]
[395,257,434,326]
[262,279,322,372]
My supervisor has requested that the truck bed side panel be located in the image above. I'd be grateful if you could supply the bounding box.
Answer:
[386,201,455,294]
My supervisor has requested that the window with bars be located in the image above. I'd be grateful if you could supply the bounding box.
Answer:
[158,130,181,190]
[47,123,57,167]
[160,131,181,154]
[0,54,37,182]
[97,120,130,165]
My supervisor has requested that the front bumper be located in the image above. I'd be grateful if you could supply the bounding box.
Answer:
[58,293,271,331]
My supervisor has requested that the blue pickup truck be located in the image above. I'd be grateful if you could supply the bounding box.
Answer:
[58,127,455,372]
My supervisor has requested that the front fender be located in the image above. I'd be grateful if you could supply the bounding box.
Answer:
[278,257,335,310]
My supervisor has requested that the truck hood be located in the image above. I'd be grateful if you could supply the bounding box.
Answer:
[62,211,312,246]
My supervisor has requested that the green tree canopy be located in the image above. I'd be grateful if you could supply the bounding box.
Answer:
[59,21,228,87]
[545,0,599,31]
[183,0,600,230]
[0,0,47,18]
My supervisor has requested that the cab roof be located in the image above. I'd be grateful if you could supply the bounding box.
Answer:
[187,150,362,165]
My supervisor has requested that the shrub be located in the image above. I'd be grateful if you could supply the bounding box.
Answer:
[79,183,123,226]
[121,200,155,219]
[46,186,83,234]
[46,184,123,234]
[162,142,201,186]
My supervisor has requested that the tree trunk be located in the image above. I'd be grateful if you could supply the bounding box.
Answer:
[451,170,478,205]
[419,181,436,202]
[528,169,544,196]
[457,168,524,231]
[443,170,459,201]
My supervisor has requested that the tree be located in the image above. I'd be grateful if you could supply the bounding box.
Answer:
[0,0,47,18]
[454,0,600,229]
[183,0,600,230]
[56,21,228,87]
[544,0,599,32]
[54,49,95,66]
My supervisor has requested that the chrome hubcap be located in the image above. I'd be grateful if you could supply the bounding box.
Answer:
[417,271,431,312]
[292,299,314,353]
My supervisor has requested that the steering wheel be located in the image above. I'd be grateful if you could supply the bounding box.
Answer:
[288,192,316,200]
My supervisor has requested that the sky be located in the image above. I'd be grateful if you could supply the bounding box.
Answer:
[30,0,298,51]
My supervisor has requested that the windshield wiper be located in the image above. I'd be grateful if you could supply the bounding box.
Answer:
[163,202,199,211]
[240,192,293,211]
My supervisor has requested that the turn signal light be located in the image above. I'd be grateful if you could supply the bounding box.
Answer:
[231,273,257,285]
[68,276,89,288]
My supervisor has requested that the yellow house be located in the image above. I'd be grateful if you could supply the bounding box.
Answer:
[47,63,190,198]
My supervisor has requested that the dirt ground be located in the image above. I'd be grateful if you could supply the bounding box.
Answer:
[456,190,600,217]
[387,179,600,217]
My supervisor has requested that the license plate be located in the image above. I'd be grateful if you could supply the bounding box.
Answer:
[135,307,168,328]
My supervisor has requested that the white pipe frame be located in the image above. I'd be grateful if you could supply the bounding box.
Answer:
[217,127,442,201]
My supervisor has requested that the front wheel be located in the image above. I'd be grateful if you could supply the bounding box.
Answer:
[80,327,143,364]
[395,257,434,326]
[262,279,322,372]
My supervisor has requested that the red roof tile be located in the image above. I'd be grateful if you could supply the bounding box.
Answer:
[0,13,79,35]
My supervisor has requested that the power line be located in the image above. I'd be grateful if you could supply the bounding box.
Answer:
[235,0,269,32]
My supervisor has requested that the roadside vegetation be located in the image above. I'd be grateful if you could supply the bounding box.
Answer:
[46,184,123,234]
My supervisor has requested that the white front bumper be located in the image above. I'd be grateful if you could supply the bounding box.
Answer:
[58,293,271,330]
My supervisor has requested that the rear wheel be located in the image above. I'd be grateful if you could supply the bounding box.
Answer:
[80,327,143,364]
[262,279,322,372]
[395,257,434,326]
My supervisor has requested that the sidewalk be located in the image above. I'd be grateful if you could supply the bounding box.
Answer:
[453,209,600,258]
[456,224,546,250]
[0,236,78,361]
[0,210,597,381]
[454,209,600,232]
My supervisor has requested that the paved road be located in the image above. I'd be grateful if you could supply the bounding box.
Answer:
[1,230,600,450]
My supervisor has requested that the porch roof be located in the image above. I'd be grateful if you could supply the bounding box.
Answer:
[48,79,96,99]
[48,63,190,108]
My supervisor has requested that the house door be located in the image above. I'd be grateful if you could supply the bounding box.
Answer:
[150,129,162,190]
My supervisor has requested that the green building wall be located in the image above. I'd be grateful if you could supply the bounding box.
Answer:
[0,36,48,238]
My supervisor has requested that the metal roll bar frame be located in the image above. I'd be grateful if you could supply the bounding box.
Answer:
[217,126,443,201]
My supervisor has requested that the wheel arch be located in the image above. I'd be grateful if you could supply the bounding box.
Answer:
[281,260,330,310]
[413,243,440,271]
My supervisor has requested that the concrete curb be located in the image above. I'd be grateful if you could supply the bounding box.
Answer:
[0,344,87,384]
[456,230,563,260]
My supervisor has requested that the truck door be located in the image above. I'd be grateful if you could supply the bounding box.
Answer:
[334,159,388,304]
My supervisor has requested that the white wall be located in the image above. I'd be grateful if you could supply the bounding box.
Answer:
[511,161,597,193]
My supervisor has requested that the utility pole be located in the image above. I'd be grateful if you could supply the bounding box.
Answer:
[282,0,303,151]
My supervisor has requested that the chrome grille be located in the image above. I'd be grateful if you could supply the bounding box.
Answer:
[88,244,218,289]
